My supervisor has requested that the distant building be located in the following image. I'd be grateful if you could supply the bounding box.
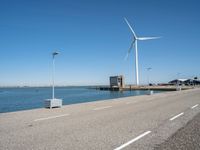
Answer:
[169,79,188,85]
[191,79,200,85]
[169,79,200,86]
[110,75,125,88]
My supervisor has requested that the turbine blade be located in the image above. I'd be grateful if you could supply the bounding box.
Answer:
[125,41,135,60]
[124,18,137,38]
[137,37,161,40]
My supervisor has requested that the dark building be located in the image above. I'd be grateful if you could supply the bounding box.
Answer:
[169,79,200,86]
[110,75,125,88]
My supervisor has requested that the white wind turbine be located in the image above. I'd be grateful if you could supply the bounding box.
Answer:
[124,18,161,86]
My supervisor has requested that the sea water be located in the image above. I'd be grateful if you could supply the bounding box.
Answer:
[0,87,164,113]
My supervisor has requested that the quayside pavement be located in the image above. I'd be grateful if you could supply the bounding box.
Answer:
[0,88,200,150]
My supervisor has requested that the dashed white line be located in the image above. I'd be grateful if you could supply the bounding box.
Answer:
[126,101,137,104]
[93,106,112,111]
[191,104,199,109]
[34,114,70,122]
[169,112,184,121]
[145,97,155,101]
[114,131,151,150]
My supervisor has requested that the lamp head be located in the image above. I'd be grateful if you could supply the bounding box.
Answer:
[147,67,152,71]
[52,51,59,56]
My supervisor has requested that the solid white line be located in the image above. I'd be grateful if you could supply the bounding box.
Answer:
[93,106,112,111]
[169,112,184,121]
[34,114,69,122]
[114,131,151,150]
[191,104,199,109]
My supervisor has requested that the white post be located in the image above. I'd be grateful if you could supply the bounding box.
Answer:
[135,40,139,86]
[52,54,55,100]
[45,51,62,109]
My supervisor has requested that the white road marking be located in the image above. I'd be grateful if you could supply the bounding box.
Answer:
[114,131,151,150]
[146,97,156,101]
[93,106,112,111]
[34,114,69,122]
[169,112,184,121]
[126,101,138,104]
[191,104,199,109]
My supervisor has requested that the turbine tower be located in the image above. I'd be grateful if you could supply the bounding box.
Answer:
[124,18,160,86]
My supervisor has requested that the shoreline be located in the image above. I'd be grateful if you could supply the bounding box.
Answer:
[0,87,168,114]
[0,88,197,115]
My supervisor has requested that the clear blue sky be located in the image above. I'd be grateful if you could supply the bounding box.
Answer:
[0,0,200,86]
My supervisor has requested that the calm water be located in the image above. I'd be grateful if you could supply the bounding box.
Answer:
[0,87,164,113]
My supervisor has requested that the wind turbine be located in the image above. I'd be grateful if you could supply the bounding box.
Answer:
[124,18,161,86]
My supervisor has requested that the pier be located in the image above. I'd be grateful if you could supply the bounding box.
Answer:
[96,85,194,91]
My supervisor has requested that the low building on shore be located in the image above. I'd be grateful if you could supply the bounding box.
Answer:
[110,75,125,88]
[169,78,200,86]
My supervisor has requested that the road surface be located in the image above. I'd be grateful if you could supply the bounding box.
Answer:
[0,88,200,150]
[154,111,200,150]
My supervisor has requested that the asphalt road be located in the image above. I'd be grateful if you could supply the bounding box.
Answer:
[0,88,200,150]
[154,111,200,150]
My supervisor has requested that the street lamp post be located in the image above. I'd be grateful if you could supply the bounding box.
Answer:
[147,67,153,95]
[52,52,59,100]
[147,67,152,86]
[45,51,62,109]
[176,73,182,91]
